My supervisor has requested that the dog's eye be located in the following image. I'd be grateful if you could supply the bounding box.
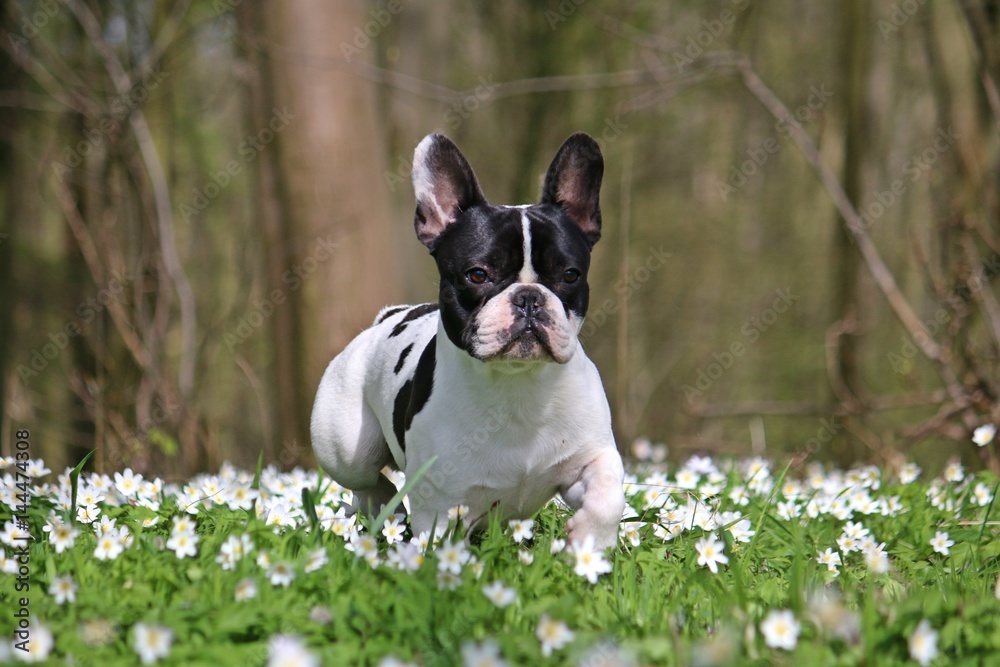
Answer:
[466,268,489,285]
[562,269,581,284]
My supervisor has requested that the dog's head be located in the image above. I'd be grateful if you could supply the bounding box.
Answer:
[411,132,603,366]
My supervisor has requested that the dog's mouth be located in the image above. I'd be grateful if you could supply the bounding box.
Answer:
[497,325,554,361]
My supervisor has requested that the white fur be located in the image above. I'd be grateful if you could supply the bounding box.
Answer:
[310,306,625,548]
[470,283,579,363]
[518,212,537,283]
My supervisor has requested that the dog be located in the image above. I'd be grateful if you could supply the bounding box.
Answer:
[310,132,626,549]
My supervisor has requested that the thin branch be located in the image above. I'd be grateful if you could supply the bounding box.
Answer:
[65,0,198,400]
[737,59,973,418]
[960,232,1000,353]
[0,32,98,116]
[52,178,151,371]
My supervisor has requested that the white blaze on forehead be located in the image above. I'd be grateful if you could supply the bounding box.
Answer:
[518,211,537,284]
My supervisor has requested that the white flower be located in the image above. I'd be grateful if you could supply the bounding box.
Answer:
[570,534,612,584]
[235,578,258,602]
[268,561,295,587]
[114,469,144,497]
[224,483,258,511]
[620,521,643,547]
[899,462,921,484]
[436,540,470,575]
[836,534,859,554]
[929,531,954,556]
[349,533,380,564]
[165,530,198,559]
[483,581,517,608]
[132,623,174,665]
[549,538,566,554]
[437,570,462,590]
[943,461,964,483]
[170,515,197,536]
[1,520,29,547]
[94,530,124,560]
[49,574,77,604]
[908,619,939,667]
[268,634,319,667]
[817,548,842,573]
[864,542,890,573]
[760,609,800,650]
[724,516,755,543]
[536,614,574,657]
[217,534,254,570]
[382,516,406,544]
[447,505,470,522]
[48,520,79,554]
[389,541,424,572]
[972,424,996,447]
[517,548,534,565]
[842,521,869,540]
[17,622,54,662]
[24,459,51,478]
[508,519,534,543]
[973,483,994,506]
[376,657,419,667]
[133,623,173,665]
[461,639,507,667]
[304,547,328,573]
[695,534,729,574]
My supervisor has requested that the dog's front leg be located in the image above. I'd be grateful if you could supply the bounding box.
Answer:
[561,448,626,550]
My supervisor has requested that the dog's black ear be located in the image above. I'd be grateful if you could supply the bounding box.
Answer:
[411,134,487,250]
[539,132,604,247]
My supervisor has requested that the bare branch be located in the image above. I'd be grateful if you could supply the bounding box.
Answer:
[64,0,198,400]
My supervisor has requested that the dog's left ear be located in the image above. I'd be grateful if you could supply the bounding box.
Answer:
[412,133,487,250]
[540,132,604,247]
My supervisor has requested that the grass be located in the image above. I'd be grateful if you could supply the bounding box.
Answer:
[1,453,999,666]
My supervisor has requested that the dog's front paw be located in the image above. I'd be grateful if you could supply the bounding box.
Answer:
[566,510,619,551]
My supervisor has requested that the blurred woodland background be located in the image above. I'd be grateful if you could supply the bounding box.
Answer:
[1,0,999,478]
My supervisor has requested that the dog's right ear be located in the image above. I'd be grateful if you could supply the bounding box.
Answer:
[411,134,487,250]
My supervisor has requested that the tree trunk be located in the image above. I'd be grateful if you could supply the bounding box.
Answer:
[261,0,402,463]
[835,0,869,423]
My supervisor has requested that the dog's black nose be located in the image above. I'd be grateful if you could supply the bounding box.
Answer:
[512,288,543,320]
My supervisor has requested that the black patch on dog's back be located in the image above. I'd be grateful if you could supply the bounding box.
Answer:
[389,303,439,338]
[376,306,409,325]
[393,343,414,374]
[391,336,436,451]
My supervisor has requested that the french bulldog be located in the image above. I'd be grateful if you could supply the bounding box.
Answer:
[310,132,626,548]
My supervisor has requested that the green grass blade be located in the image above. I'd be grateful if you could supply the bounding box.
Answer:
[372,456,438,531]
[69,449,96,524]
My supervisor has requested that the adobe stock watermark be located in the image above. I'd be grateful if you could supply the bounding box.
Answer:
[51,69,169,181]
[223,234,338,353]
[339,0,410,62]
[877,0,928,40]
[716,83,833,201]
[888,252,1000,375]
[579,245,672,342]
[384,76,498,192]
[799,415,843,459]
[682,288,799,403]
[5,0,60,47]
[545,0,587,30]
[17,270,134,383]
[845,126,957,237]
[180,106,296,223]
[672,0,752,72]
